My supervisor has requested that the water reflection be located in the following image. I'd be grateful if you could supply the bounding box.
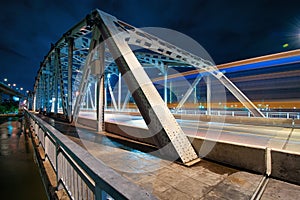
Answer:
[0,117,47,199]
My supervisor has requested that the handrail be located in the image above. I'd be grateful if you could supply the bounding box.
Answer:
[24,109,156,200]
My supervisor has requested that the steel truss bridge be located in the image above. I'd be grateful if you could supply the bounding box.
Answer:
[30,9,299,167]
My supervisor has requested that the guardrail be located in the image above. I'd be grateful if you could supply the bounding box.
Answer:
[102,108,300,119]
[24,110,155,200]
[67,108,300,120]
[173,109,300,119]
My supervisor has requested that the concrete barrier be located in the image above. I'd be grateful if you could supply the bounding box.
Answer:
[174,114,294,128]
[105,122,156,146]
[271,149,300,185]
[188,137,266,174]
[77,117,156,146]
[104,119,267,174]
[294,119,300,128]
[77,117,97,129]
[77,118,300,184]
[105,111,294,127]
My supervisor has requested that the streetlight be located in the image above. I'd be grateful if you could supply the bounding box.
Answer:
[20,88,23,91]
[13,83,16,87]
[4,78,7,82]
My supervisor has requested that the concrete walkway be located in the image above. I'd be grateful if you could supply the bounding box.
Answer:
[37,114,300,199]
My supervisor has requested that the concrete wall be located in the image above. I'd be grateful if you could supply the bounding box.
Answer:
[105,122,156,146]
[271,149,300,185]
[188,137,266,174]
[77,117,156,146]
[77,117,97,129]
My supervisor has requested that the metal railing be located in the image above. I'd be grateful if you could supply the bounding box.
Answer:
[103,107,300,119]
[24,109,155,200]
[172,109,300,119]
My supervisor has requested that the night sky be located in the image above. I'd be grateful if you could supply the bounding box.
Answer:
[1,0,300,92]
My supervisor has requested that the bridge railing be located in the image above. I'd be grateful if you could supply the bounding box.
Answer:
[24,109,155,200]
[172,109,300,119]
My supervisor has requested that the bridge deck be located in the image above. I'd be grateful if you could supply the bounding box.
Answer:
[37,114,300,199]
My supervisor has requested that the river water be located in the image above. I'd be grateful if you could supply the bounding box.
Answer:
[0,117,48,200]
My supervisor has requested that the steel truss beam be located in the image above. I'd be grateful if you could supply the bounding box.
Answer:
[175,73,203,112]
[117,20,264,118]
[89,10,200,165]
[32,9,267,166]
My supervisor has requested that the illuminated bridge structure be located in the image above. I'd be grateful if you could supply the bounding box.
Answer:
[28,9,300,199]
[0,82,24,103]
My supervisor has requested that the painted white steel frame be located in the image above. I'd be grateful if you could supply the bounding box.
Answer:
[33,9,265,165]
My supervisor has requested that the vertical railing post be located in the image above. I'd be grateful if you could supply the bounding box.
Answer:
[55,142,60,186]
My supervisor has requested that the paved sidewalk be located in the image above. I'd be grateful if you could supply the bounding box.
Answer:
[37,114,300,199]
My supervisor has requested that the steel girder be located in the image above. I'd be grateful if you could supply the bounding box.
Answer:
[118,22,264,118]
[32,9,266,165]
[84,10,200,165]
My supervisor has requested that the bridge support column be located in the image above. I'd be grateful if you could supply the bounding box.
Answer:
[67,37,74,122]
[54,53,59,115]
[206,75,212,115]
[118,72,121,110]
[46,61,51,113]
[33,92,37,112]
[96,75,105,131]
[164,65,168,106]
[95,37,105,131]
[169,80,172,104]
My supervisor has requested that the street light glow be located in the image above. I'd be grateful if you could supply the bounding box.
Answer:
[20,87,23,90]
[13,83,16,87]
[4,78,7,82]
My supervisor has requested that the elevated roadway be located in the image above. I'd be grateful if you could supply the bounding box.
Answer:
[78,111,300,153]
[0,82,24,98]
